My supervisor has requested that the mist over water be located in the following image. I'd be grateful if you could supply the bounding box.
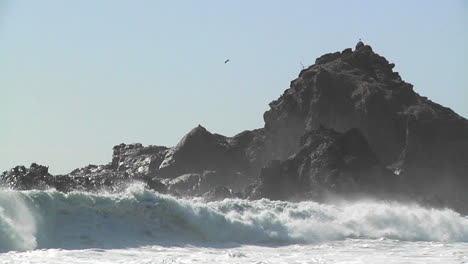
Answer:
[1,183,467,253]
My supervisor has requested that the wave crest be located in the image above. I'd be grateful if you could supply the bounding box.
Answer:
[0,184,467,252]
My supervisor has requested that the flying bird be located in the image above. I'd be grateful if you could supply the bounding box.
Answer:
[224,59,230,64]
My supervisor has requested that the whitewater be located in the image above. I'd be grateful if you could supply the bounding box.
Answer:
[1,183,467,263]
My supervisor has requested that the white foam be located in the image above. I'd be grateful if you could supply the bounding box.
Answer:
[1,241,467,264]
[0,183,467,252]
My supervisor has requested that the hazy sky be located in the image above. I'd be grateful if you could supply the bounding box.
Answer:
[1,1,467,174]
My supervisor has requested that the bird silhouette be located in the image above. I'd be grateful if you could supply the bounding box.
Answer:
[224,59,230,64]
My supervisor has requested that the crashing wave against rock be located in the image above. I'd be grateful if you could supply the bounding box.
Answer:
[1,187,467,252]
[2,41,467,212]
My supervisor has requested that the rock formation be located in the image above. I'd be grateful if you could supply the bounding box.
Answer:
[158,125,248,178]
[111,143,168,177]
[0,163,138,192]
[1,163,52,190]
[248,128,395,201]
[258,41,468,209]
[2,41,467,212]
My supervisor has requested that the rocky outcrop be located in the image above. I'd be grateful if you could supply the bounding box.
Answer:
[0,163,135,192]
[1,143,170,192]
[158,125,244,177]
[263,42,415,163]
[1,163,52,190]
[111,143,168,177]
[0,128,259,194]
[2,41,467,212]
[260,41,468,206]
[61,143,169,192]
[248,128,395,200]
[158,125,262,177]
[156,125,263,192]
[163,170,247,197]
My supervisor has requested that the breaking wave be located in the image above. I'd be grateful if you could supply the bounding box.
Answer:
[1,183,467,252]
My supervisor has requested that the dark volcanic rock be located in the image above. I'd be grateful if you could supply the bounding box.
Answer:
[261,41,468,205]
[146,177,168,193]
[1,144,170,192]
[0,163,132,192]
[263,42,416,163]
[158,125,247,177]
[394,109,468,206]
[63,164,131,192]
[157,125,262,191]
[164,173,201,196]
[249,128,394,200]
[54,143,170,192]
[111,143,168,177]
[1,163,51,190]
[164,170,250,197]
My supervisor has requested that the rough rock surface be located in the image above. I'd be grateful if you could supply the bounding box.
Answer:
[111,143,168,177]
[248,128,394,200]
[260,42,468,207]
[156,125,262,191]
[158,125,246,177]
[0,163,134,192]
[1,143,170,193]
[263,42,416,163]
[163,170,248,197]
[1,163,52,190]
[158,125,265,176]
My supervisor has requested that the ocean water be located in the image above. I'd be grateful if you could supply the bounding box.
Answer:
[0,183,467,263]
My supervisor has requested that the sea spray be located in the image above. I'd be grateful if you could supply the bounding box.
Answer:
[0,183,467,252]
[0,190,38,251]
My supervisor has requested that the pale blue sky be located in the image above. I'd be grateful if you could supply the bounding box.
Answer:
[1,1,467,174]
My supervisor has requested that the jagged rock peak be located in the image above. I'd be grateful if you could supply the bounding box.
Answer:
[355,40,365,49]
[171,125,223,151]
[111,142,168,173]
[1,163,52,190]
[186,124,211,137]
[309,41,396,78]
[158,125,230,176]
